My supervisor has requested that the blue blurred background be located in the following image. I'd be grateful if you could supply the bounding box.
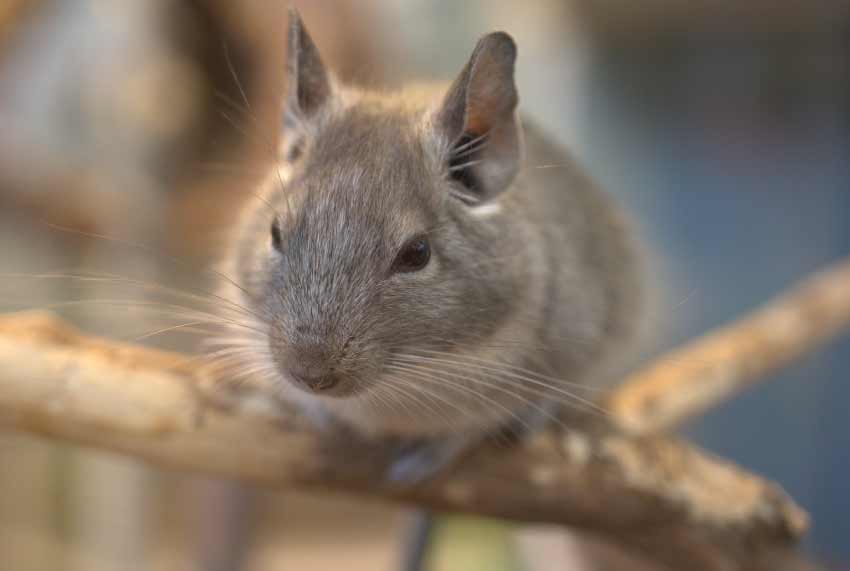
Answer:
[577,18,850,560]
[0,1,847,569]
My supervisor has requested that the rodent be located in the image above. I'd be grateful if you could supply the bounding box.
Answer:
[218,10,646,478]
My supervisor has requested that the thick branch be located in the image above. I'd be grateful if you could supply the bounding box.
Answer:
[610,258,850,434]
[0,311,808,571]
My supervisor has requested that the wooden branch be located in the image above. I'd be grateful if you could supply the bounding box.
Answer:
[0,311,811,571]
[610,258,850,434]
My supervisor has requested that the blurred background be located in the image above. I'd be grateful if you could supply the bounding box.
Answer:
[1,0,849,569]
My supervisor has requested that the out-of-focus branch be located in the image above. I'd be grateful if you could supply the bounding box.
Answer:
[609,258,850,434]
[0,310,810,571]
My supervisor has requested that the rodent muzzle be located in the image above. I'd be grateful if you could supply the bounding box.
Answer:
[289,370,339,392]
[281,343,342,393]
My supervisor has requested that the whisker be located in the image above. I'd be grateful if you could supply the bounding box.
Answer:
[531,164,568,170]
[246,189,285,221]
[40,222,256,307]
[222,40,253,113]
[413,348,605,393]
[0,271,262,322]
[385,362,534,432]
[448,159,484,172]
[372,381,430,424]
[131,321,227,342]
[383,370,467,430]
[388,359,568,429]
[219,42,295,216]
[400,351,609,418]
[218,109,267,151]
[14,299,268,337]
[451,131,490,156]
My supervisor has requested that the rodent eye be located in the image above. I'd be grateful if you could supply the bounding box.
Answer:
[271,218,283,252]
[392,236,431,273]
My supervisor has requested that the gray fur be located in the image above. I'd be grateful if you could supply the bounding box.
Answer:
[220,15,645,439]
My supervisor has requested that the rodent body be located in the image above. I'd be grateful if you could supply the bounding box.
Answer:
[219,11,645,446]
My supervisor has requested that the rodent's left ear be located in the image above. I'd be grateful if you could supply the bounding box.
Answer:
[437,32,521,201]
[285,9,331,123]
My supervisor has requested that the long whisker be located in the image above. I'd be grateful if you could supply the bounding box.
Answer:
[15,299,268,337]
[0,271,262,322]
[382,370,468,430]
[385,362,534,432]
[375,381,443,426]
[399,351,609,418]
[388,359,569,429]
[413,348,605,393]
[218,108,258,147]
[130,321,243,343]
[40,222,255,305]
[451,131,490,156]
[219,41,296,219]
[222,41,252,113]
[357,384,393,417]
[448,159,484,173]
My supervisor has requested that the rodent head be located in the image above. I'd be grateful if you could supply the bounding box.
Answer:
[225,11,530,431]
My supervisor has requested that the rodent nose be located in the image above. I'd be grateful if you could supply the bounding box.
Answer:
[289,371,339,392]
[285,345,340,392]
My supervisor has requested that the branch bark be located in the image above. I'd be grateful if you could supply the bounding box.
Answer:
[610,258,850,434]
[5,254,850,569]
[0,310,812,571]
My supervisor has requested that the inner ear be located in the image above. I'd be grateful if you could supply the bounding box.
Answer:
[437,32,521,202]
[447,132,490,200]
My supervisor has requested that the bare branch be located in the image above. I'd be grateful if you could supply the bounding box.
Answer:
[609,258,850,434]
[0,311,810,571]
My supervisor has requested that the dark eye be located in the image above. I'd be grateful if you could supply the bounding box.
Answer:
[392,236,431,273]
[271,218,283,251]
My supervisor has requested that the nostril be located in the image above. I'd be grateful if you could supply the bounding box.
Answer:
[281,341,341,392]
[290,371,339,392]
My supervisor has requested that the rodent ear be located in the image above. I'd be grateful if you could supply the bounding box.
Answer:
[285,8,331,123]
[437,32,521,202]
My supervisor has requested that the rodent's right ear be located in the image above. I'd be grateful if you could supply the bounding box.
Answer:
[285,8,331,124]
[436,32,521,202]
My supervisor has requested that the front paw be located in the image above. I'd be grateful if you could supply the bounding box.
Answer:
[385,437,474,486]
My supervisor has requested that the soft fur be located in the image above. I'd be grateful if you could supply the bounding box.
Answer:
[218,11,645,438]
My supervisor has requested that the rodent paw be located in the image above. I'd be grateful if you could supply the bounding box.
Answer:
[384,437,473,487]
